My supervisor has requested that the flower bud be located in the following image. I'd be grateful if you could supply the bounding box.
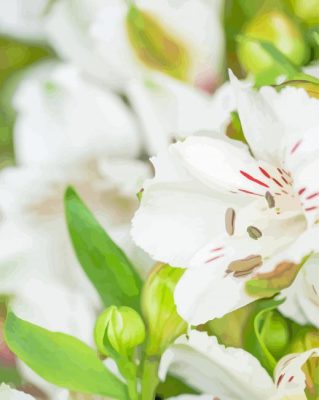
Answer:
[141,263,187,356]
[94,306,145,358]
[260,310,290,359]
[237,10,308,75]
[290,0,319,26]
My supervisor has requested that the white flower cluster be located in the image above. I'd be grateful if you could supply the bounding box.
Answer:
[0,1,318,399]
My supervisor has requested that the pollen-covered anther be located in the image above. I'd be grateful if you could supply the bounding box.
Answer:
[265,191,275,208]
[247,225,262,240]
[226,255,263,277]
[225,207,236,236]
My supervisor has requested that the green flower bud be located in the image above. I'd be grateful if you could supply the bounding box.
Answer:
[290,0,319,26]
[237,10,308,75]
[260,310,290,359]
[94,306,145,358]
[142,263,187,356]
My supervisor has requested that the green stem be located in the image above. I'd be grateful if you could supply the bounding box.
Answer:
[140,356,160,400]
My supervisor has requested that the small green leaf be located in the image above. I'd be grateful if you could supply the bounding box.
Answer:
[4,313,128,399]
[64,187,142,311]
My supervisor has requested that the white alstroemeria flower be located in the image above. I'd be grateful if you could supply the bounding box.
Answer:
[13,62,141,167]
[0,384,35,399]
[279,253,319,328]
[127,73,235,155]
[132,73,319,324]
[0,0,49,41]
[160,330,319,400]
[45,0,225,90]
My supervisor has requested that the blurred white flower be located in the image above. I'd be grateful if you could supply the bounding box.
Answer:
[132,73,319,324]
[13,62,141,167]
[0,61,151,396]
[0,0,49,41]
[127,73,235,154]
[45,0,225,90]
[160,330,319,400]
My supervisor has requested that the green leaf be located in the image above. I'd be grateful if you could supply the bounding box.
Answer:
[4,313,128,399]
[64,187,142,311]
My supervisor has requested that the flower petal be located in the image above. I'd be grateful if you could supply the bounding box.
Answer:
[159,331,275,400]
[274,348,319,398]
[0,384,35,399]
[230,72,319,165]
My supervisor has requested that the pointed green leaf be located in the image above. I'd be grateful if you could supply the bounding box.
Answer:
[64,187,142,311]
[4,313,128,399]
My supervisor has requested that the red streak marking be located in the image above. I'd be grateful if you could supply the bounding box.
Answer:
[298,187,306,196]
[259,167,271,178]
[205,255,224,264]
[277,373,285,387]
[240,170,269,188]
[306,192,319,200]
[290,140,302,154]
[281,176,289,185]
[305,206,318,212]
[211,247,224,252]
[238,189,263,197]
[277,168,283,174]
[272,178,283,188]
[288,376,294,383]
[281,190,288,195]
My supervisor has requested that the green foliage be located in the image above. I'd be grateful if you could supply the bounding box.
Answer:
[64,187,142,311]
[4,313,128,399]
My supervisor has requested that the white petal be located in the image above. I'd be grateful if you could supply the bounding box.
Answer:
[13,63,140,167]
[45,0,115,86]
[172,136,274,196]
[230,72,319,165]
[131,148,241,266]
[279,254,319,328]
[274,349,319,397]
[174,251,253,324]
[292,156,319,225]
[0,0,47,40]
[167,396,212,400]
[0,384,35,400]
[159,331,275,400]
[127,75,235,155]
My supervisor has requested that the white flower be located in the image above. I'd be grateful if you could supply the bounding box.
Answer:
[45,0,225,90]
[160,330,319,400]
[132,73,319,324]
[13,62,141,167]
[0,0,49,40]
[127,73,235,155]
[279,253,319,328]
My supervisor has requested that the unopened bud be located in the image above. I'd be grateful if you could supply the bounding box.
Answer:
[142,264,187,356]
[94,306,145,358]
[237,11,308,75]
[260,310,290,359]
